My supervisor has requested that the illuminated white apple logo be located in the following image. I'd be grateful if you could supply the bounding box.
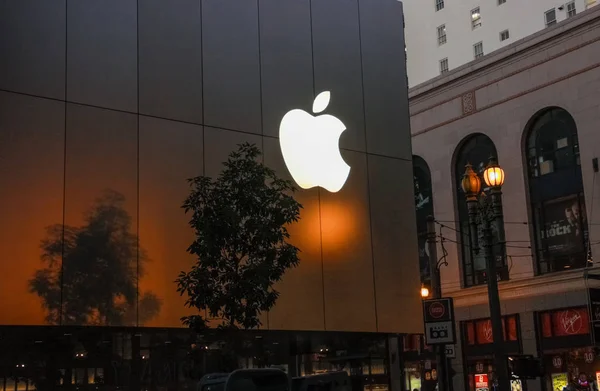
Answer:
[279,91,350,193]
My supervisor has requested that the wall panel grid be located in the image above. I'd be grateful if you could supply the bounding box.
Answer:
[0,0,419,333]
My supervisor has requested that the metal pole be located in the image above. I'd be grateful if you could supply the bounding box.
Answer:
[482,219,510,391]
[426,215,447,391]
[490,188,506,261]
[427,216,442,298]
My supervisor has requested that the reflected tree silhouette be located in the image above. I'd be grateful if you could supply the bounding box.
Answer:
[29,189,161,326]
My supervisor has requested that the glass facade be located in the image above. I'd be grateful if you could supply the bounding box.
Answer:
[454,134,506,287]
[413,156,434,287]
[0,327,392,391]
[525,108,588,274]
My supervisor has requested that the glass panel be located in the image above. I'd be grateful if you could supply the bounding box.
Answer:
[454,134,501,287]
[526,109,586,274]
[0,93,64,326]
[413,157,434,284]
[62,105,138,326]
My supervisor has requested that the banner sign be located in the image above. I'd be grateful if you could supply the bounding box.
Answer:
[423,298,456,345]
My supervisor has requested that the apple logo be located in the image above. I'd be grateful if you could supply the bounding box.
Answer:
[279,91,350,193]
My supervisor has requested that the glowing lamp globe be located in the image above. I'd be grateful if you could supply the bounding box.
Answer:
[483,157,505,188]
[461,163,482,197]
[420,285,430,298]
[279,91,350,193]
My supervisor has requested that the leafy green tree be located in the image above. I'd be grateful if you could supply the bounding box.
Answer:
[177,143,302,330]
[30,190,161,326]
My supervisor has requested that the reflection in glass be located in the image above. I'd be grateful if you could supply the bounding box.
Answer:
[454,134,504,287]
[525,108,587,273]
[29,190,161,326]
[413,156,434,285]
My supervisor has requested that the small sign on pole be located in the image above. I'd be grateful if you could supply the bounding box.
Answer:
[423,298,456,345]
[445,344,456,358]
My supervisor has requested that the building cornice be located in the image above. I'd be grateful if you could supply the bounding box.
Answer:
[448,266,600,308]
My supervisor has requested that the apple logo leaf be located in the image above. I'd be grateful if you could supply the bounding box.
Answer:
[312,91,331,114]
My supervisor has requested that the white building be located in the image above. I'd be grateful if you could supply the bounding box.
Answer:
[409,7,600,391]
[404,0,599,87]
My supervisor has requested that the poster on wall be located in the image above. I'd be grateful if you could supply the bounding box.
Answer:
[539,197,586,256]
[475,373,489,391]
[511,379,523,391]
[551,373,568,391]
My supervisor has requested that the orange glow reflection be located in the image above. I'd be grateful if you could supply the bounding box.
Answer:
[319,199,358,254]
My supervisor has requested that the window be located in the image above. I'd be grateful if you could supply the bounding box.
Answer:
[439,58,449,74]
[587,0,598,9]
[473,42,484,59]
[567,1,577,17]
[435,0,444,11]
[545,9,557,27]
[500,30,510,41]
[437,25,447,45]
[471,7,482,29]
[454,134,507,287]
[498,0,506,4]
[525,108,588,274]
[413,156,434,287]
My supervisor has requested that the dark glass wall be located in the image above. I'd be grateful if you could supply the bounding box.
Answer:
[412,156,434,285]
[453,134,506,288]
[0,0,419,333]
[524,107,587,273]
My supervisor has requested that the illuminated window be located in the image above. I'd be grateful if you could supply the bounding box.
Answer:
[437,25,447,45]
[471,7,482,29]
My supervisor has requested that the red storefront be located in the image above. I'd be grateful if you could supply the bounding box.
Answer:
[537,306,597,391]
[462,314,525,391]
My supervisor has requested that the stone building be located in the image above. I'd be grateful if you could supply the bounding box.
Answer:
[410,5,600,391]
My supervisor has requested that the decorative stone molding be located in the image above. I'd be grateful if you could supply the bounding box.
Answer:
[461,91,476,115]
[447,266,600,308]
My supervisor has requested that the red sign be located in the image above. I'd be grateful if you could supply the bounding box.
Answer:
[476,320,494,344]
[552,308,589,337]
[475,373,489,388]
[471,315,519,344]
[429,302,446,319]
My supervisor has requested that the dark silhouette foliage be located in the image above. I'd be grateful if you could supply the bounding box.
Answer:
[30,190,161,326]
[177,143,302,330]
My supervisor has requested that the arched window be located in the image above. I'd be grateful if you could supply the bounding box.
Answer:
[525,107,587,273]
[413,156,434,285]
[454,134,507,287]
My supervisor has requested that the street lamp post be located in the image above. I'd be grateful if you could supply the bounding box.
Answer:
[461,157,510,391]
[425,215,448,391]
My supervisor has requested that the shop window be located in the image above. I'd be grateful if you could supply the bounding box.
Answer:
[524,108,587,274]
[413,156,434,287]
[539,307,590,338]
[454,134,507,287]
[538,308,596,391]
[463,315,519,345]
